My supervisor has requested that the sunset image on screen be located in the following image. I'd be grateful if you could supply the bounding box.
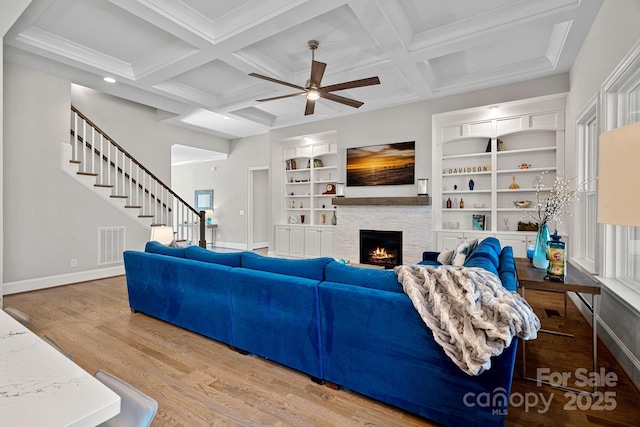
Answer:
[346,141,415,186]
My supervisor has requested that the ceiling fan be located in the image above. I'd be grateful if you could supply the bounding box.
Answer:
[249,40,380,115]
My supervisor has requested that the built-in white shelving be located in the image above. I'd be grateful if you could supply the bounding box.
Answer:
[432,94,566,257]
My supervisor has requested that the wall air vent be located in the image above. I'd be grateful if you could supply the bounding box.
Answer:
[98,227,125,265]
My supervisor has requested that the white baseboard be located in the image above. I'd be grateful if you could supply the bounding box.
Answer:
[214,241,247,251]
[3,265,125,295]
[251,241,268,250]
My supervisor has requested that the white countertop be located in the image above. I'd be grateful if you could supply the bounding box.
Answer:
[0,310,120,426]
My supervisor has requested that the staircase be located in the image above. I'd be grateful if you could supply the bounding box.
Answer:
[62,105,206,247]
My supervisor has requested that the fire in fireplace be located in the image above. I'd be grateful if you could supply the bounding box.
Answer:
[359,230,403,269]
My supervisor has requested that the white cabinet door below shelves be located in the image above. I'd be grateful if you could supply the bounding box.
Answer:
[275,225,305,258]
[437,231,494,251]
[304,227,335,258]
[274,225,290,256]
[305,228,321,258]
[499,234,527,258]
[320,227,334,257]
[439,233,462,251]
[289,227,305,257]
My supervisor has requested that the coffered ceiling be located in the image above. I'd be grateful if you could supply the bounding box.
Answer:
[3,0,602,139]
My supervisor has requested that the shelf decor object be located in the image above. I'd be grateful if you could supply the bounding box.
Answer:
[546,229,566,281]
[597,122,640,227]
[514,200,532,208]
[525,172,592,269]
[417,178,429,196]
[532,223,550,269]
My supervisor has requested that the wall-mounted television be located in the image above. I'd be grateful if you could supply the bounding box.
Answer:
[346,141,415,186]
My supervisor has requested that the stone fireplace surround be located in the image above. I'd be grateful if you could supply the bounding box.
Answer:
[333,198,432,265]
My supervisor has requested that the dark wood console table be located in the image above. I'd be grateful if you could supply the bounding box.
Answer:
[515,257,601,394]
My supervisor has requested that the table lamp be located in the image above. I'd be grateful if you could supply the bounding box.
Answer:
[149,226,174,244]
[598,122,640,226]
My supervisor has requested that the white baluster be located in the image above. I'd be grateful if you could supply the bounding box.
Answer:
[98,134,103,184]
[134,159,138,205]
[90,127,95,173]
[106,140,114,188]
[82,120,87,172]
[73,112,78,161]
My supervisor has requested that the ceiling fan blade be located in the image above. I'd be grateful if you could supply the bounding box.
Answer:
[304,98,316,115]
[321,76,380,93]
[309,60,326,88]
[249,73,305,91]
[256,92,306,102]
[321,92,364,109]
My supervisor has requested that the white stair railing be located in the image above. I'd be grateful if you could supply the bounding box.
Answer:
[69,105,206,246]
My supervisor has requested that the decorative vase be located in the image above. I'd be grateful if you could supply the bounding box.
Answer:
[532,223,550,269]
[331,210,337,225]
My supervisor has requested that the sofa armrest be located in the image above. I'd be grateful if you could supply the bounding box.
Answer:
[422,251,440,262]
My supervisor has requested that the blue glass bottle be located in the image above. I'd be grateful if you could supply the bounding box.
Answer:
[532,223,550,269]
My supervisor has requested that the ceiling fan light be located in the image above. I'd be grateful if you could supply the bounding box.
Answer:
[306,89,320,100]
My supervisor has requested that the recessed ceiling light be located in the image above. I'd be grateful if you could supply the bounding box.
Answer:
[223,116,230,120]
[103,77,116,83]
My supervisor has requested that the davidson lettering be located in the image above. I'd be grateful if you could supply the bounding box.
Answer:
[444,165,491,174]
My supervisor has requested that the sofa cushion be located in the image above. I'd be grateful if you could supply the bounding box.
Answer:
[437,249,454,265]
[240,252,333,281]
[185,246,242,267]
[498,246,517,292]
[145,241,186,258]
[169,240,189,248]
[451,239,478,266]
[324,261,403,293]
[463,237,501,277]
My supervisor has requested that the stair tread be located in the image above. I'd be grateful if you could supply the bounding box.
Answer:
[124,205,142,209]
[151,223,166,227]
[69,160,81,164]
[77,171,98,176]
[138,215,154,218]
[94,184,114,188]
[110,195,129,199]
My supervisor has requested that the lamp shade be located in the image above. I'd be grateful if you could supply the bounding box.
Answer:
[149,226,174,244]
[598,122,640,226]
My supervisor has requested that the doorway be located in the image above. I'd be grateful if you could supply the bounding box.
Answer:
[248,167,269,250]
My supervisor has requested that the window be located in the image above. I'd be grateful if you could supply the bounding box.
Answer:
[620,85,640,287]
[601,42,640,292]
[575,100,598,272]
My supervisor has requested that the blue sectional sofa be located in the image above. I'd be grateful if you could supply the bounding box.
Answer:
[123,238,519,427]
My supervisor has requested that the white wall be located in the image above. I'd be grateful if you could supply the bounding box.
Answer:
[565,0,640,388]
[0,0,32,307]
[267,73,570,250]
[2,62,149,291]
[172,133,269,249]
[2,62,236,294]
[0,39,4,307]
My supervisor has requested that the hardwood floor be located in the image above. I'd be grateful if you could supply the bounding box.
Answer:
[4,277,640,426]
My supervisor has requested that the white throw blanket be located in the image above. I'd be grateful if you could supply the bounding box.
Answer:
[394,265,540,376]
